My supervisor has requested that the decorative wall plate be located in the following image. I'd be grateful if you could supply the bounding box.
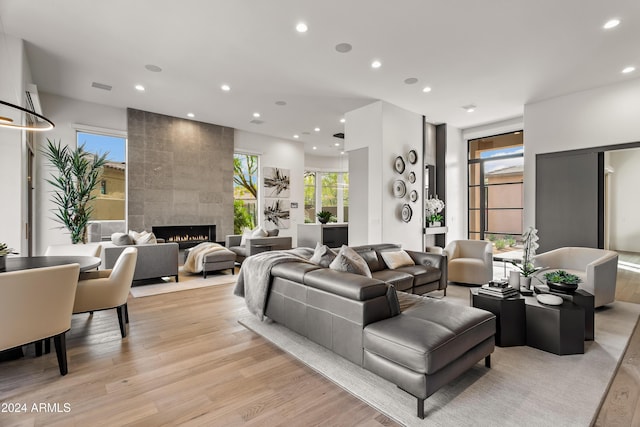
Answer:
[408,171,416,183]
[401,204,412,222]
[394,156,405,174]
[408,149,418,164]
[392,180,407,198]
[409,190,418,202]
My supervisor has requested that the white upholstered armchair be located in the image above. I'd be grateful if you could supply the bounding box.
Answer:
[444,240,494,285]
[533,247,618,307]
[73,247,137,337]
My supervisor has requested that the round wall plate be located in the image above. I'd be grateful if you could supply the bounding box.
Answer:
[408,171,416,183]
[393,180,407,198]
[401,204,413,222]
[394,156,405,174]
[409,190,418,202]
[408,149,418,164]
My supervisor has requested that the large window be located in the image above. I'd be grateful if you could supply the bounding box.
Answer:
[80,131,126,220]
[233,153,259,233]
[468,132,523,245]
[305,170,348,223]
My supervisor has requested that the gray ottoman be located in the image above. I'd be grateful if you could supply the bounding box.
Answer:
[184,248,236,278]
[363,299,496,418]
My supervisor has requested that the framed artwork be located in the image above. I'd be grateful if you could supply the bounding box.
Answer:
[263,167,290,198]
[264,199,290,229]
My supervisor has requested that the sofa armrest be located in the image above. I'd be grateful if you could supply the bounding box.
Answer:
[226,234,242,247]
[406,250,448,290]
[246,236,292,256]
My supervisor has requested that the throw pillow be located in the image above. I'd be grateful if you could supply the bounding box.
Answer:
[309,243,337,268]
[267,228,280,237]
[329,245,372,278]
[111,232,133,246]
[380,250,415,269]
[135,231,157,245]
[240,230,252,246]
[251,227,268,238]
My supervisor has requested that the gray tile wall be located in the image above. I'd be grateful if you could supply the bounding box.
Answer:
[127,108,234,241]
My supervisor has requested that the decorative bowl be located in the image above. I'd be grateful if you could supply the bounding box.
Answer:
[546,280,578,293]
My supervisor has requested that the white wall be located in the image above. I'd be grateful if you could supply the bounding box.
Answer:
[35,93,126,254]
[444,124,466,242]
[305,153,348,172]
[0,34,28,254]
[234,130,305,246]
[607,148,640,252]
[524,77,640,229]
[345,101,423,250]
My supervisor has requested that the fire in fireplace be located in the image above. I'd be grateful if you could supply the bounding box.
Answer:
[152,225,216,249]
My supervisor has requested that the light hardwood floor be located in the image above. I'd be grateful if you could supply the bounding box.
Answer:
[1,255,638,426]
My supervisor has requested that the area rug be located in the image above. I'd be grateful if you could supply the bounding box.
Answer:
[130,273,237,298]
[239,284,640,427]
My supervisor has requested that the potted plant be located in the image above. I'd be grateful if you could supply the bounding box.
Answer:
[510,226,541,289]
[316,210,334,224]
[43,139,108,244]
[0,242,13,271]
[543,270,581,293]
[425,196,444,227]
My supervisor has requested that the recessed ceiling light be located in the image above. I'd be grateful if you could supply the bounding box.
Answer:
[340,118,346,123]
[404,78,418,85]
[312,146,317,150]
[371,60,382,69]
[422,86,432,93]
[335,43,352,53]
[253,112,261,118]
[314,127,320,132]
[462,104,476,113]
[340,151,345,155]
[296,22,308,33]
[275,100,287,106]
[622,66,636,74]
[221,84,231,91]
[603,19,620,29]
[135,84,145,91]
[293,134,299,139]
[187,113,195,118]
[145,64,162,72]
[334,142,340,147]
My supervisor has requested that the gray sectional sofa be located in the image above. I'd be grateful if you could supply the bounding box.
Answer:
[243,244,496,418]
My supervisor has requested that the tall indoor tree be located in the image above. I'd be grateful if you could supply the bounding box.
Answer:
[43,139,108,244]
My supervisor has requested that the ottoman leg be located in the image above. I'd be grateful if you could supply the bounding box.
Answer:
[418,397,425,419]
[485,354,491,368]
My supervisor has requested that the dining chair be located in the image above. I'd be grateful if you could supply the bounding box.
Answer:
[45,243,102,258]
[0,263,80,375]
[73,247,137,338]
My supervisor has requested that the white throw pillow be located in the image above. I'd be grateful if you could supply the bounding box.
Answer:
[309,243,337,268]
[381,250,415,269]
[251,227,268,238]
[240,230,252,246]
[128,230,157,245]
[329,245,372,278]
[111,232,133,246]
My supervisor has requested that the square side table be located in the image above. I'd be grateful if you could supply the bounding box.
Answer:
[470,288,526,347]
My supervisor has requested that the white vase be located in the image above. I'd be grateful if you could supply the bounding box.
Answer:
[430,221,441,227]
[520,276,532,290]
[508,271,520,288]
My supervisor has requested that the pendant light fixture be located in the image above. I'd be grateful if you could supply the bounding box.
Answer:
[0,99,55,131]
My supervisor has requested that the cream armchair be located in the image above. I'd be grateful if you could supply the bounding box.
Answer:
[533,247,618,307]
[45,243,102,257]
[73,247,137,338]
[0,264,80,375]
[444,240,493,285]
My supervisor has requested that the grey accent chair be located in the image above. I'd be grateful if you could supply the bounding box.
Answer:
[225,233,292,263]
[0,263,80,375]
[444,240,494,285]
[74,247,138,338]
[533,247,619,307]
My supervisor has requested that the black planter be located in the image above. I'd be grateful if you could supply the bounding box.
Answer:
[546,280,578,293]
[318,218,329,224]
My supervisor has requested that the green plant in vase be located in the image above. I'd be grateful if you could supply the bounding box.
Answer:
[0,242,13,270]
[43,139,108,244]
[510,226,541,289]
[316,210,334,224]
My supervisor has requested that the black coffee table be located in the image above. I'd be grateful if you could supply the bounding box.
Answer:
[470,288,526,347]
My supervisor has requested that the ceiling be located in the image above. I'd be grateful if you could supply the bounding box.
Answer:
[1,0,639,156]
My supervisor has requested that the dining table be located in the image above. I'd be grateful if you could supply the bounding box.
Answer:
[0,255,101,361]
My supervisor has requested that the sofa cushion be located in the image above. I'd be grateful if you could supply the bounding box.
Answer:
[229,246,248,257]
[353,247,385,272]
[303,268,386,301]
[395,265,441,286]
[271,262,322,282]
[372,270,414,292]
[364,300,495,375]
[329,245,372,278]
[111,232,133,246]
[380,250,415,269]
[309,243,337,268]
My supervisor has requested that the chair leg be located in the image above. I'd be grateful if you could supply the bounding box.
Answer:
[124,303,129,324]
[53,332,68,376]
[116,305,127,338]
[203,269,207,279]
[231,267,235,275]
[417,397,425,419]
[35,340,43,357]
[175,274,179,282]
[485,355,491,368]
[44,338,51,354]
